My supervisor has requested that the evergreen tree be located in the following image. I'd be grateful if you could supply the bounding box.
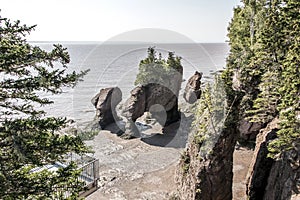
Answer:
[224,0,266,103]
[134,47,182,86]
[268,0,300,157]
[226,0,300,157]
[246,0,284,124]
[0,15,89,199]
[247,68,280,123]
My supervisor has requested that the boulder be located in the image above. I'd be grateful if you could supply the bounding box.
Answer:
[183,71,202,104]
[92,87,122,129]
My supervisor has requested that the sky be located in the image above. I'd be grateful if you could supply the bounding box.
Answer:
[1,0,241,43]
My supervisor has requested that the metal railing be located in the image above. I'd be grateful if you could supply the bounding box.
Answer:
[65,153,100,197]
[78,157,99,185]
[32,153,100,198]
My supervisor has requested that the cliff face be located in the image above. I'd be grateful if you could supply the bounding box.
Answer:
[176,127,237,200]
[175,75,299,200]
[246,118,278,199]
[175,77,239,200]
[247,118,300,200]
[264,153,300,200]
[176,108,299,200]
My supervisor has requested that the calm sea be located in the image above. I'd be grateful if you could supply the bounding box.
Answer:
[33,42,229,127]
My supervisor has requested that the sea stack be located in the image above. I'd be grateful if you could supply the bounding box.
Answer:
[183,71,202,104]
[91,87,122,129]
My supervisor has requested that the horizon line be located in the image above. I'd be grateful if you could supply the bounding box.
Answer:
[28,40,228,44]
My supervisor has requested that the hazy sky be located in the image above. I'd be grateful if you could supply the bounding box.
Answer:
[1,0,241,42]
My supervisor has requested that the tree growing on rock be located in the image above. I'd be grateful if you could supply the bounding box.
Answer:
[241,0,300,158]
[0,15,89,199]
[135,47,182,87]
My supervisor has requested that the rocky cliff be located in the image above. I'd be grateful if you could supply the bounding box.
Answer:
[176,127,238,200]
[247,118,300,200]
[176,76,240,200]
[175,72,299,200]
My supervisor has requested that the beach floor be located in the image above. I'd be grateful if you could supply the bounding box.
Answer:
[85,121,254,200]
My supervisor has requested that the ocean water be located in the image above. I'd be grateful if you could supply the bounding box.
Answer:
[33,42,229,127]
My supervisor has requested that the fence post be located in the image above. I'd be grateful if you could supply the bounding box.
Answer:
[93,159,100,187]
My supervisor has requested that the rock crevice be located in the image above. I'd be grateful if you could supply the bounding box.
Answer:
[246,118,300,200]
